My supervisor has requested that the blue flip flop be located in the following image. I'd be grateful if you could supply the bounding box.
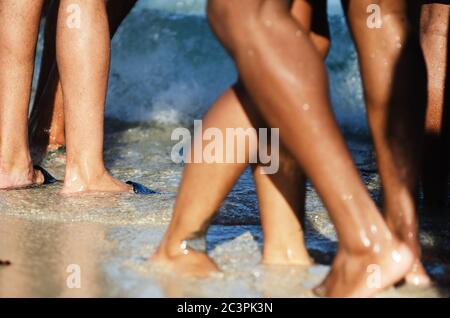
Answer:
[35,166,155,194]
[126,181,158,195]
[34,165,58,185]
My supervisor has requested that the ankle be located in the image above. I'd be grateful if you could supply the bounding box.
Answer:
[0,155,37,188]
[384,203,419,248]
[0,155,33,175]
[262,249,311,265]
[340,222,401,257]
[157,238,185,260]
[64,161,108,184]
[161,228,207,259]
[263,239,310,264]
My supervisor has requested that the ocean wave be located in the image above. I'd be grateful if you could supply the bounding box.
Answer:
[34,0,369,136]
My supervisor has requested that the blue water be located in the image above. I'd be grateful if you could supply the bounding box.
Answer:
[103,0,368,135]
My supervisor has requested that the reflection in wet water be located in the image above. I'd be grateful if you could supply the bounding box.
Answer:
[0,125,449,297]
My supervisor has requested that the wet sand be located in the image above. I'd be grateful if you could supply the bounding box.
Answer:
[0,124,449,297]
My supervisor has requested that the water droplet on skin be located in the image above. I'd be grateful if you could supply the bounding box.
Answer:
[180,240,190,255]
[342,194,353,201]
[287,249,293,260]
[302,103,310,111]
[370,225,378,234]
[407,232,414,240]
[360,230,371,247]
[386,232,393,241]
[396,42,402,49]
[411,276,421,286]
[373,244,381,254]
[392,250,402,263]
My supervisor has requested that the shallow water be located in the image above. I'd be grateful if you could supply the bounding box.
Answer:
[1,125,449,298]
[2,0,449,298]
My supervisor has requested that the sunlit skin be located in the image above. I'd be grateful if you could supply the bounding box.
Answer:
[0,1,46,189]
[154,0,414,297]
[0,0,131,194]
[420,2,449,208]
[342,0,430,286]
[29,0,138,162]
[30,0,327,264]
[153,0,330,268]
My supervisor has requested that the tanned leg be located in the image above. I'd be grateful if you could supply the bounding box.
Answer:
[56,0,130,194]
[154,0,329,269]
[420,2,450,208]
[259,0,330,264]
[29,0,64,162]
[343,0,430,286]
[29,0,137,161]
[155,0,413,297]
[0,0,47,189]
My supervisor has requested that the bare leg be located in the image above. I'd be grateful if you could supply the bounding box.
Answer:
[344,0,430,286]
[0,0,47,189]
[154,0,329,268]
[259,0,330,265]
[56,0,130,194]
[255,143,310,265]
[29,0,137,161]
[157,0,414,297]
[29,0,64,162]
[153,87,249,276]
[420,2,450,208]
[240,83,312,266]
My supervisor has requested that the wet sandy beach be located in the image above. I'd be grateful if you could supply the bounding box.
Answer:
[1,125,449,298]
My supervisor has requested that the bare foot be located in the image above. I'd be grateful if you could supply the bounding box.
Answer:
[404,259,431,287]
[152,247,220,278]
[314,241,414,297]
[0,165,45,190]
[60,169,131,195]
[386,213,431,287]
